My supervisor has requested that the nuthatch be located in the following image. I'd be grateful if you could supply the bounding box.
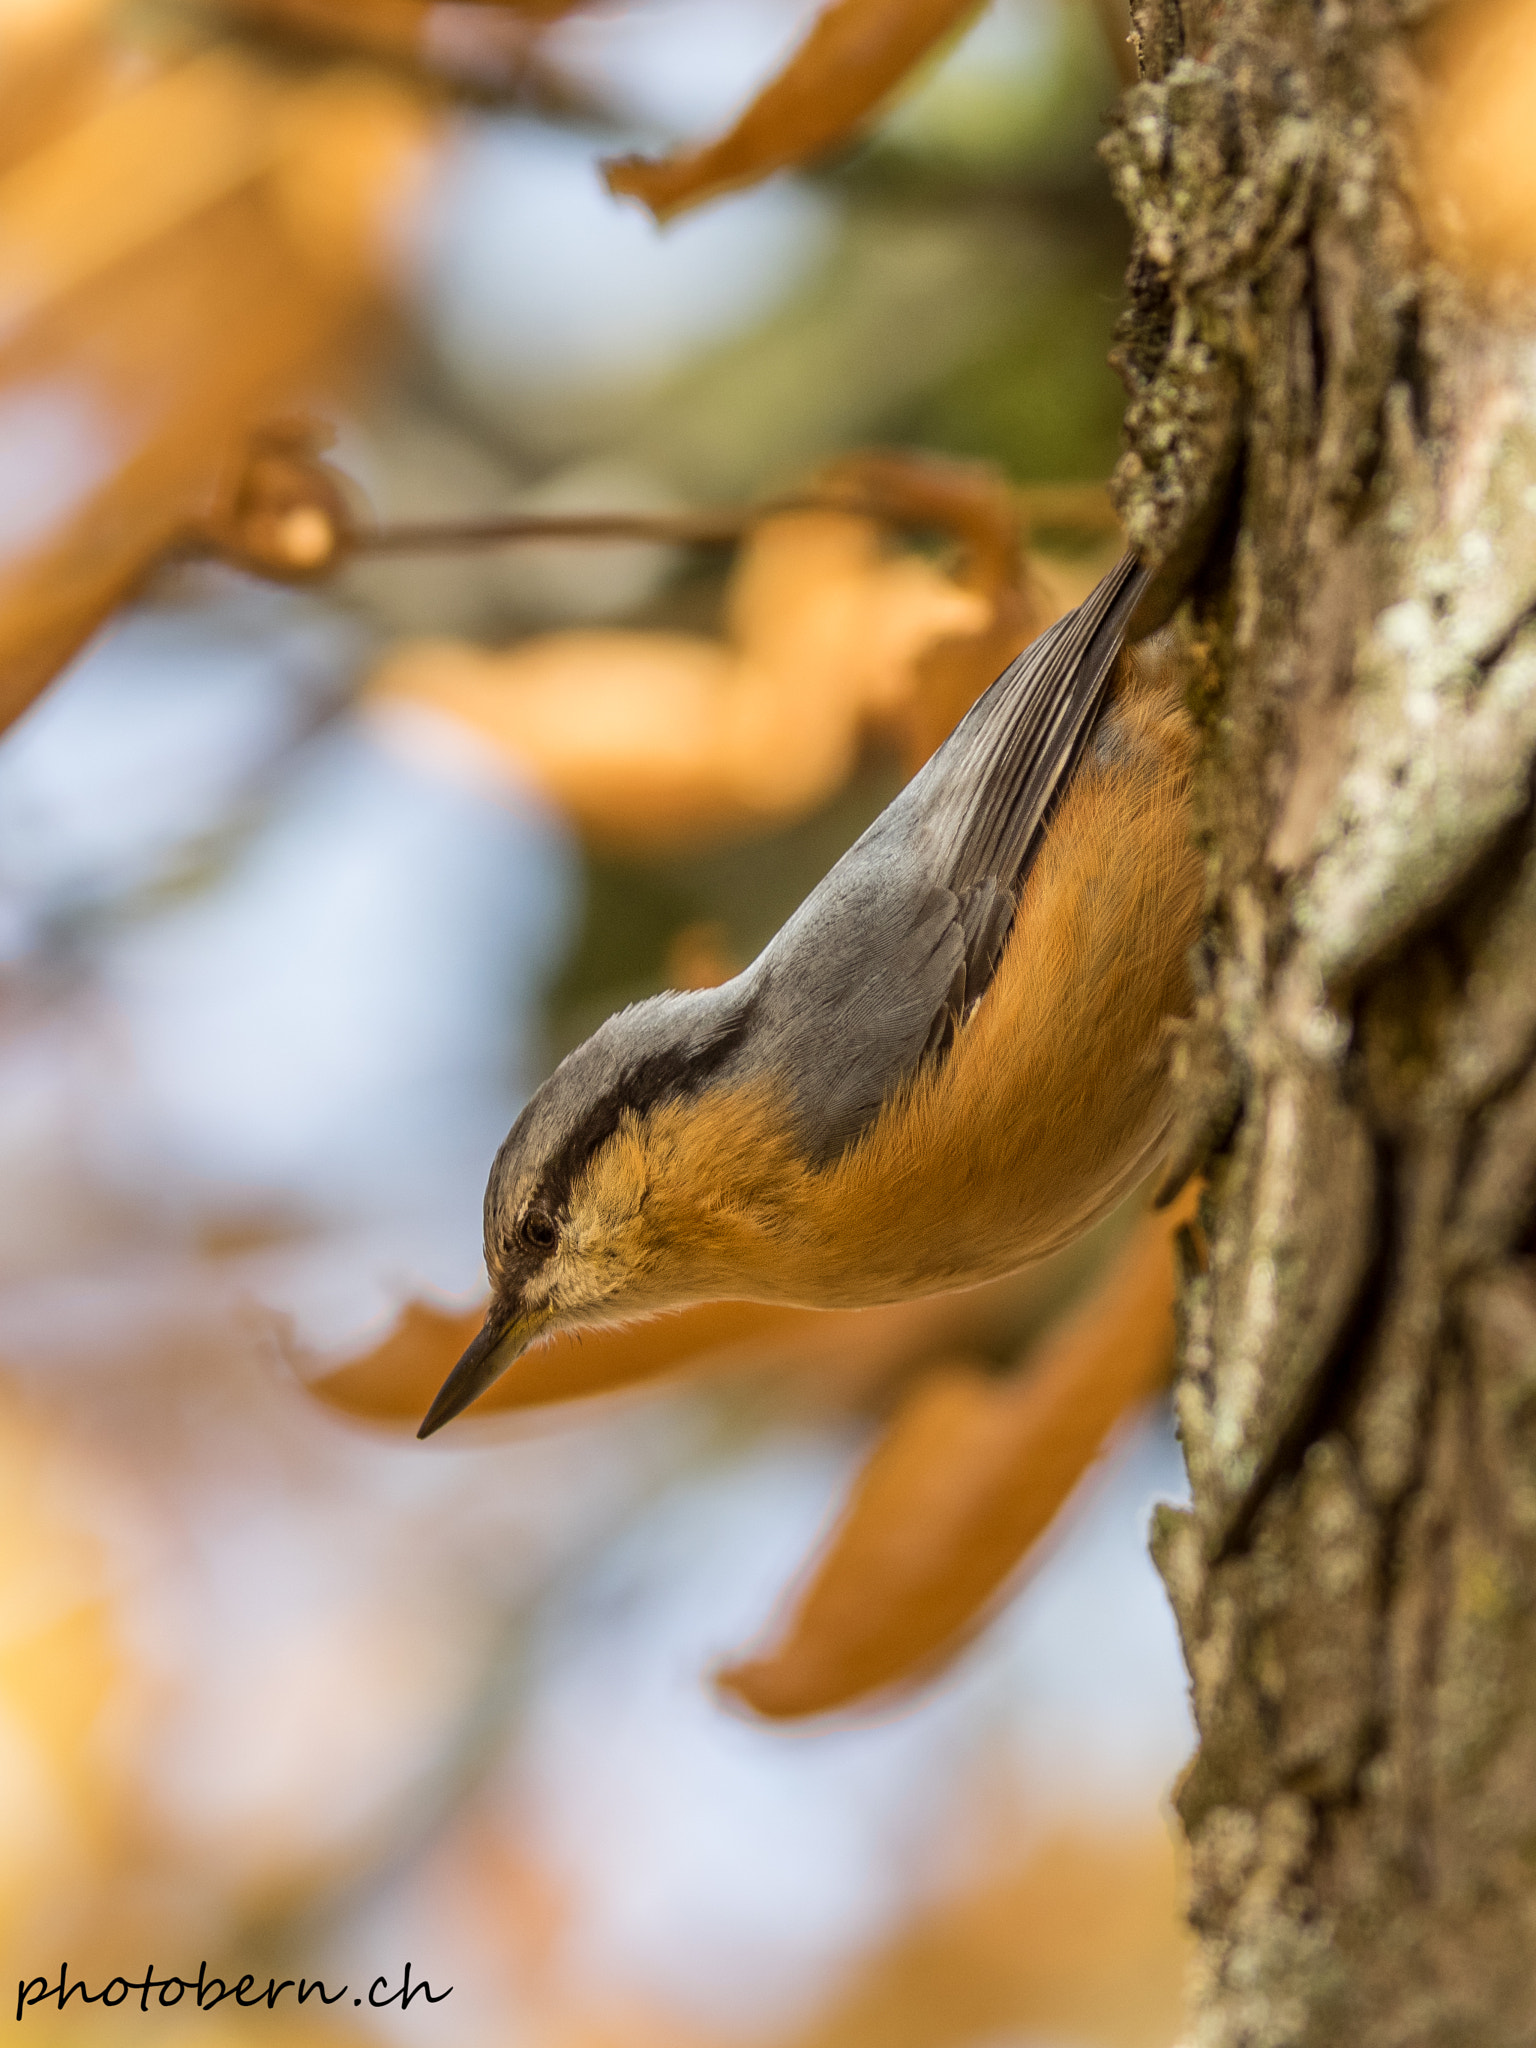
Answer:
[419,550,1199,1438]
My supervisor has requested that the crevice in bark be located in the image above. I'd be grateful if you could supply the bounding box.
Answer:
[1393,296,1432,446]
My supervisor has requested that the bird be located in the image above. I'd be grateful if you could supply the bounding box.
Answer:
[418,549,1201,1439]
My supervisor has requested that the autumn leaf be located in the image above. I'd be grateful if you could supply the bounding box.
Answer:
[0,0,115,177]
[0,51,432,731]
[301,1298,806,1422]
[1419,0,1536,277]
[364,450,1092,852]
[295,1261,1067,1425]
[0,49,285,329]
[368,496,991,851]
[207,0,594,81]
[0,207,340,728]
[815,448,1061,773]
[0,1386,138,1915]
[602,0,987,222]
[718,1181,1201,1719]
[775,1828,1188,2048]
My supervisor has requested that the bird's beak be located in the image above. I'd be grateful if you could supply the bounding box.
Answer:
[416,1296,550,1439]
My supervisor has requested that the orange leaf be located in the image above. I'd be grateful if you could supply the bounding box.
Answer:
[295,1258,1075,1425]
[0,50,284,330]
[209,0,602,75]
[302,1298,803,1422]
[216,0,435,60]
[719,1181,1202,1719]
[0,199,345,728]
[292,1297,488,1421]
[368,502,989,852]
[602,0,987,223]
[1419,0,1536,278]
[816,448,1063,773]
[775,1828,1188,2048]
[0,0,115,176]
[0,59,430,730]
[367,452,1102,853]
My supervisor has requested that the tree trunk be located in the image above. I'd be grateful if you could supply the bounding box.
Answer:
[1102,3,1536,2041]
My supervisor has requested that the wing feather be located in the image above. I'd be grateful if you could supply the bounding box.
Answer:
[753,551,1149,1162]
[917,549,1149,900]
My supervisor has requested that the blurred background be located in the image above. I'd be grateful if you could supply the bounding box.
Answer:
[0,1,1197,2042]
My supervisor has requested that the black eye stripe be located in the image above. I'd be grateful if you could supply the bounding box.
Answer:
[485,990,759,1274]
[537,998,758,1214]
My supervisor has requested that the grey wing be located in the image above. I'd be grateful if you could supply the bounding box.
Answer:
[913,547,1150,899]
[752,550,1148,1163]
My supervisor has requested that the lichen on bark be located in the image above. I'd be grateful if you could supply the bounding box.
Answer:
[1104,1,1536,2040]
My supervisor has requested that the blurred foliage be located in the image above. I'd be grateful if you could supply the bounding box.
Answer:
[0,0,1197,2043]
[602,0,996,221]
[896,210,1128,480]
[364,451,1067,854]
[872,0,1120,177]
[777,1828,1188,2048]
[1418,0,1536,278]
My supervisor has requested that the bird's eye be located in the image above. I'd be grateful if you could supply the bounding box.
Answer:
[519,1206,558,1253]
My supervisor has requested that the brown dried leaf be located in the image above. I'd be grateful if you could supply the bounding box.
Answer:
[303,1298,805,1422]
[0,50,283,331]
[777,1828,1188,2048]
[368,502,989,851]
[0,0,116,176]
[217,0,438,62]
[295,1297,487,1421]
[719,1182,1201,1719]
[1420,0,1536,277]
[0,1390,123,1832]
[295,1257,1073,1424]
[209,0,598,77]
[816,449,1062,773]
[0,59,430,730]
[0,201,344,728]
[602,0,987,223]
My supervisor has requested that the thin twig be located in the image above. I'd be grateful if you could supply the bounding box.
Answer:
[346,502,803,554]
[345,484,1120,557]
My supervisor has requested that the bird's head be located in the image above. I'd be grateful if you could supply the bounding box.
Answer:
[417,981,776,1437]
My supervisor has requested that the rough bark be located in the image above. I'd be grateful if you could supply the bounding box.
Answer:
[1101,2,1536,2041]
